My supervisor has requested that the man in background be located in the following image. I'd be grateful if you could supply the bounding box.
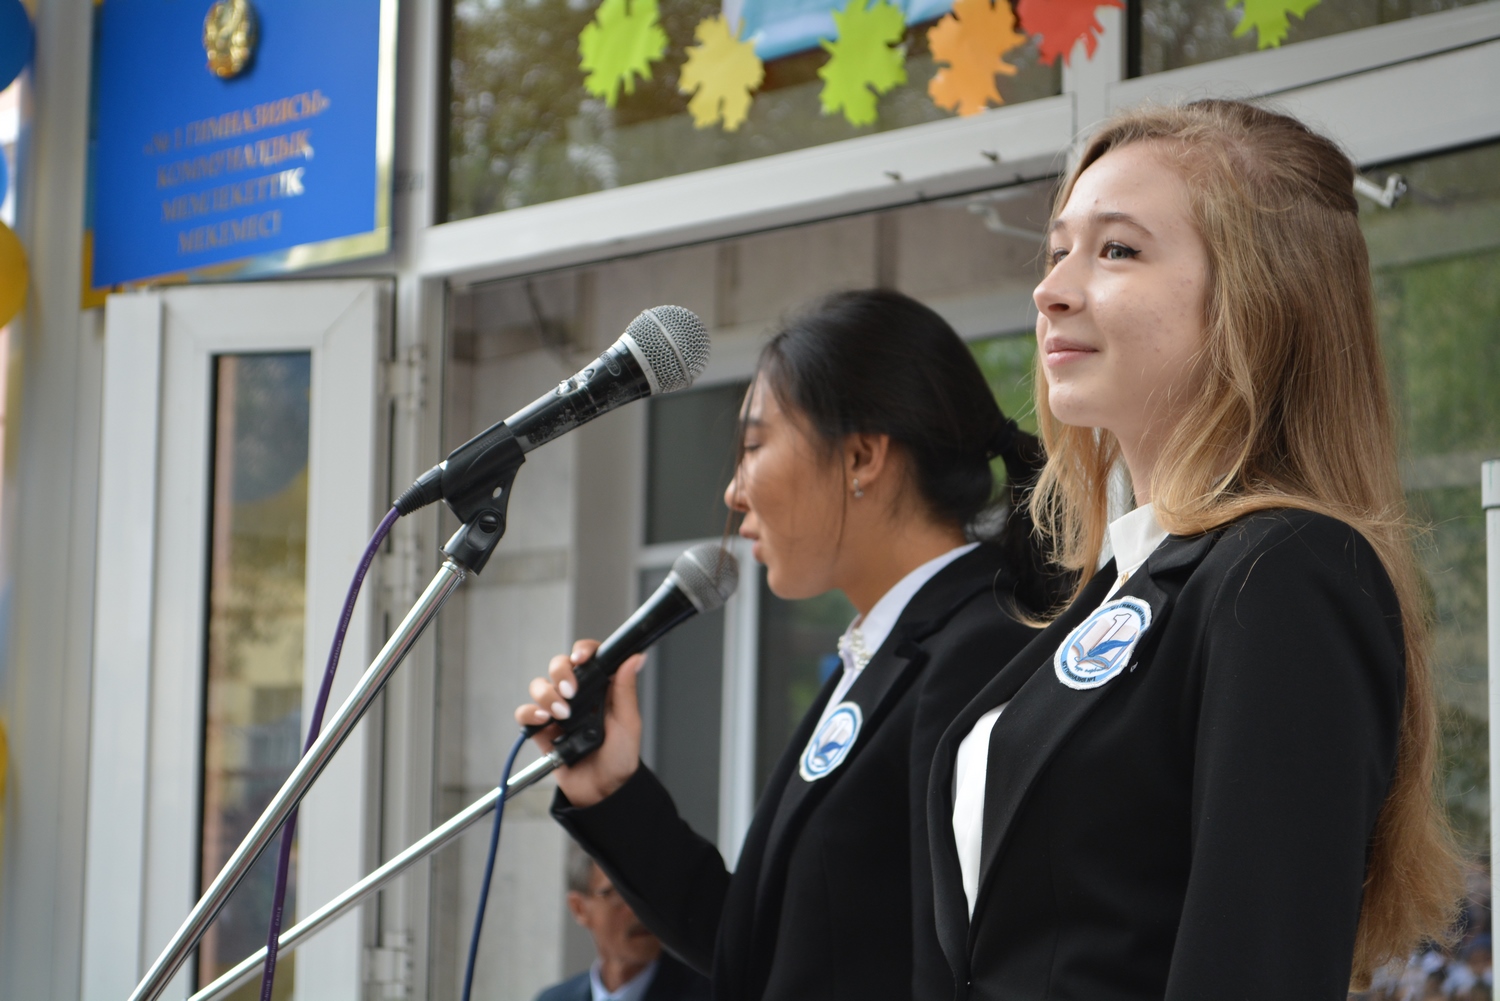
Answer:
[535,842,711,1001]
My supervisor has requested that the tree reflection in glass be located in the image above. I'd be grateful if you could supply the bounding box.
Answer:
[197,353,312,1000]
[446,0,1061,220]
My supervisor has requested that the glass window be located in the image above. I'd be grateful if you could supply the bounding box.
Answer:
[1360,142,1500,980]
[971,329,1036,491]
[198,353,312,998]
[646,381,749,544]
[1133,0,1486,76]
[446,0,1060,220]
[639,564,728,838]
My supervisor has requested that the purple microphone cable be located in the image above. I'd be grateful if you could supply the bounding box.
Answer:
[258,505,400,1001]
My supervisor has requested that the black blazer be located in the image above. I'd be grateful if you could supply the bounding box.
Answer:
[928,510,1406,1001]
[553,544,1039,1001]
[533,952,712,1001]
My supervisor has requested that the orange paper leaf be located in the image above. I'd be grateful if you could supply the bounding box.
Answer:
[927,0,1026,117]
[1015,0,1122,66]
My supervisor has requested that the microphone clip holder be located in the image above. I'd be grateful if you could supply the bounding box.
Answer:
[128,431,526,1001]
[438,425,526,575]
[549,701,607,766]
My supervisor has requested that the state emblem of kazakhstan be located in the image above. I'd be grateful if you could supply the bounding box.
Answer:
[203,0,258,79]
[799,702,862,782]
[1054,597,1152,690]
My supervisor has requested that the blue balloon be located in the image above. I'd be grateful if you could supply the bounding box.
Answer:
[0,148,8,210]
[0,0,33,93]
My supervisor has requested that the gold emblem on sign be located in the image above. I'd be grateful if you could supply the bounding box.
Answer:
[203,0,258,79]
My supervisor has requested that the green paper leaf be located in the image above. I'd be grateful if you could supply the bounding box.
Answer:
[817,0,908,127]
[579,0,669,107]
[1227,0,1321,49]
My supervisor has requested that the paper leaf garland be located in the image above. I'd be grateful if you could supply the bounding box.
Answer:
[579,0,669,107]
[1015,0,1122,66]
[927,0,1026,116]
[1228,0,1321,48]
[818,0,909,127]
[679,15,765,131]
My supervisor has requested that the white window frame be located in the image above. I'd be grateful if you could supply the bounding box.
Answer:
[416,0,1500,290]
[82,280,390,1001]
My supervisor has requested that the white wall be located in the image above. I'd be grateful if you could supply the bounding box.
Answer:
[0,0,104,997]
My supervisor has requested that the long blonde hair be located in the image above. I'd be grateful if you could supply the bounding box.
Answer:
[1029,99,1462,985]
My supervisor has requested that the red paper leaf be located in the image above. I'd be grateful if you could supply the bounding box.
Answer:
[1015,0,1122,65]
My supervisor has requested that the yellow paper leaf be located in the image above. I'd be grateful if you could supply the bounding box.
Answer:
[927,0,1025,116]
[679,15,765,131]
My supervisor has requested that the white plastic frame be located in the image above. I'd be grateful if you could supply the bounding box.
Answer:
[417,0,1500,289]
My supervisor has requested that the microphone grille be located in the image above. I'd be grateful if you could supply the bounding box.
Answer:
[626,306,710,394]
[670,543,740,613]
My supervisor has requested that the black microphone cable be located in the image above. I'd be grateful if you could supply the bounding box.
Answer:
[458,542,738,1001]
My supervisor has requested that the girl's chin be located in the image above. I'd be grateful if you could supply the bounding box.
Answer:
[1047,394,1108,430]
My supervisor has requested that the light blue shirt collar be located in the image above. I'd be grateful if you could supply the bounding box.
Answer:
[589,957,658,1001]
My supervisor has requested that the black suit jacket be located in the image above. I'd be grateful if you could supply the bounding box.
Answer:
[533,952,712,1001]
[928,510,1406,1001]
[554,545,1039,1001]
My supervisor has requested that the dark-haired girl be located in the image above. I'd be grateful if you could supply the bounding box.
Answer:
[515,289,1060,1001]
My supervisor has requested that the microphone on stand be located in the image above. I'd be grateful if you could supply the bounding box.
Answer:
[395,305,710,523]
[531,542,740,764]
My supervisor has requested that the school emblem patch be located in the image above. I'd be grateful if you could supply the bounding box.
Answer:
[1054,597,1153,691]
[799,702,863,782]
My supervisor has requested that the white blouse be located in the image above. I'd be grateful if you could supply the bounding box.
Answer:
[951,504,1168,916]
[808,542,979,737]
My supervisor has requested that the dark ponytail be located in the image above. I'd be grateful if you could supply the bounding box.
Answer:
[750,288,1065,614]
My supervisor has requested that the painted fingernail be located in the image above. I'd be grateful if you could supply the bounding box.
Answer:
[558,680,576,699]
[572,652,586,664]
[551,701,572,720]
[534,708,551,722]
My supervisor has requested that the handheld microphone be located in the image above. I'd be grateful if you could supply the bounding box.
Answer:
[396,305,710,523]
[532,542,740,764]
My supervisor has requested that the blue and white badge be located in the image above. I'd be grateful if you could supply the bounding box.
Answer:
[1054,597,1153,690]
[799,702,863,782]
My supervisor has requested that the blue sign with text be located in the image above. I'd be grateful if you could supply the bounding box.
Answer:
[91,0,388,287]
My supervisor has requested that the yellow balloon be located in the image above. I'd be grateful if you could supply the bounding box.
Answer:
[0,220,27,329]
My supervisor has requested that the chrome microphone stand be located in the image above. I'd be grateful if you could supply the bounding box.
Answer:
[188,749,566,1001]
[128,450,525,1001]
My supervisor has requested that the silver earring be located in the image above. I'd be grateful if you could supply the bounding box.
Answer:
[852,478,864,498]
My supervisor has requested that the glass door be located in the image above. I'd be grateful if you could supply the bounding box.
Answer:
[82,280,389,1001]
[198,353,314,997]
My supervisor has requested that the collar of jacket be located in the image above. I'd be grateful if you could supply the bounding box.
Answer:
[715,544,1012,1001]
[926,529,1218,985]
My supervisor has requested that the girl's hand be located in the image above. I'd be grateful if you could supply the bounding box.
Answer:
[513,639,646,807]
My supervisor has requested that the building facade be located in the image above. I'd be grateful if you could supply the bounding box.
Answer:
[1,0,1497,998]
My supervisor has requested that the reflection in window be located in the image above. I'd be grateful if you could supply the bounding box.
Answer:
[1133,0,1484,75]
[970,330,1037,491]
[640,564,727,839]
[198,354,312,999]
[447,0,1060,220]
[1359,143,1500,985]
[646,381,749,544]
